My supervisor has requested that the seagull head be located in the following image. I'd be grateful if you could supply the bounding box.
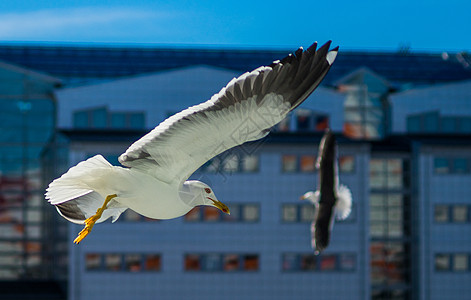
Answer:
[184,180,230,215]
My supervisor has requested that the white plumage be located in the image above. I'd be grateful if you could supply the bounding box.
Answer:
[45,41,339,243]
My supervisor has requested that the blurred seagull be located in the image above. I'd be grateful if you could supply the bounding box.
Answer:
[46,41,339,244]
[301,129,352,254]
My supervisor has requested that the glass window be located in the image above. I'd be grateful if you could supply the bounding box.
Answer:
[300,254,317,270]
[129,113,145,129]
[185,254,201,271]
[423,111,439,133]
[282,253,298,271]
[452,205,468,223]
[339,253,356,271]
[201,158,219,173]
[144,254,161,271]
[243,255,259,271]
[185,207,201,222]
[300,205,315,222]
[435,254,450,271]
[242,204,259,222]
[125,254,142,272]
[223,254,240,271]
[300,155,316,173]
[320,254,337,271]
[434,205,449,222]
[434,158,450,174]
[282,155,297,173]
[339,156,355,173]
[453,254,468,271]
[441,117,457,133]
[407,115,421,133]
[314,115,329,131]
[460,118,471,133]
[282,204,297,222]
[105,254,122,271]
[204,253,221,271]
[85,253,101,271]
[452,158,469,173]
[242,155,259,172]
[204,207,220,222]
[222,155,239,173]
[91,107,107,128]
[110,113,126,128]
[74,111,89,128]
[223,204,240,222]
[296,110,312,131]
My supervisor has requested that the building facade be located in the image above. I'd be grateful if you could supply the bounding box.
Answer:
[0,44,470,299]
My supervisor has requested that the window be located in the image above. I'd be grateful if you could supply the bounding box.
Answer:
[300,155,316,173]
[435,254,450,271]
[339,156,355,173]
[434,205,449,222]
[282,204,297,222]
[282,155,297,173]
[184,207,201,222]
[452,205,468,222]
[301,254,317,270]
[199,153,259,173]
[185,204,259,222]
[145,254,161,271]
[243,255,259,271]
[125,254,142,272]
[453,158,468,173]
[300,205,315,222]
[320,254,337,271]
[186,253,258,272]
[204,253,222,271]
[204,207,220,222]
[223,254,240,271]
[434,158,450,174]
[185,254,201,271]
[105,254,122,271]
[85,253,101,271]
[242,155,259,172]
[282,253,355,272]
[242,204,259,222]
[453,254,469,271]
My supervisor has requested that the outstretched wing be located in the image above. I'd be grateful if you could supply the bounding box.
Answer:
[119,41,338,184]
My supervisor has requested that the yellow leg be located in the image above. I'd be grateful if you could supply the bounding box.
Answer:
[74,194,117,244]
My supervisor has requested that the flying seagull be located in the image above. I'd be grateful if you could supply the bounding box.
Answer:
[46,41,339,244]
[301,129,352,254]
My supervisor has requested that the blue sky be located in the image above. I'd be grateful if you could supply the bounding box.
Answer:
[0,0,470,52]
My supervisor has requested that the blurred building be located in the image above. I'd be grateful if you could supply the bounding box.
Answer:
[0,44,471,299]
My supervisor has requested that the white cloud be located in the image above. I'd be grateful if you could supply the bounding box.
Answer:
[0,7,165,39]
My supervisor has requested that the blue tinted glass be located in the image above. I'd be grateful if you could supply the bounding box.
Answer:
[110,113,126,128]
[453,158,468,173]
[407,116,421,133]
[423,112,439,132]
[441,117,457,133]
[91,107,107,128]
[434,158,450,174]
[129,113,145,129]
[459,118,471,133]
[74,111,89,128]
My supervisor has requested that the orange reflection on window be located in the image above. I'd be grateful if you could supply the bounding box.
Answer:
[145,254,161,271]
[300,155,316,173]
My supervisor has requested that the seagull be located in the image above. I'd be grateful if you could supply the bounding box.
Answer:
[46,41,339,244]
[300,129,352,254]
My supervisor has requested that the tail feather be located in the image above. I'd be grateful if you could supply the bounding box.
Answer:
[45,155,127,224]
[334,184,352,220]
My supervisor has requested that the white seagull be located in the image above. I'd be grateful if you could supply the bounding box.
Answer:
[301,129,352,254]
[46,41,339,244]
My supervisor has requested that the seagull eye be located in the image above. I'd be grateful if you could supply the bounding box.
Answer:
[204,188,211,194]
